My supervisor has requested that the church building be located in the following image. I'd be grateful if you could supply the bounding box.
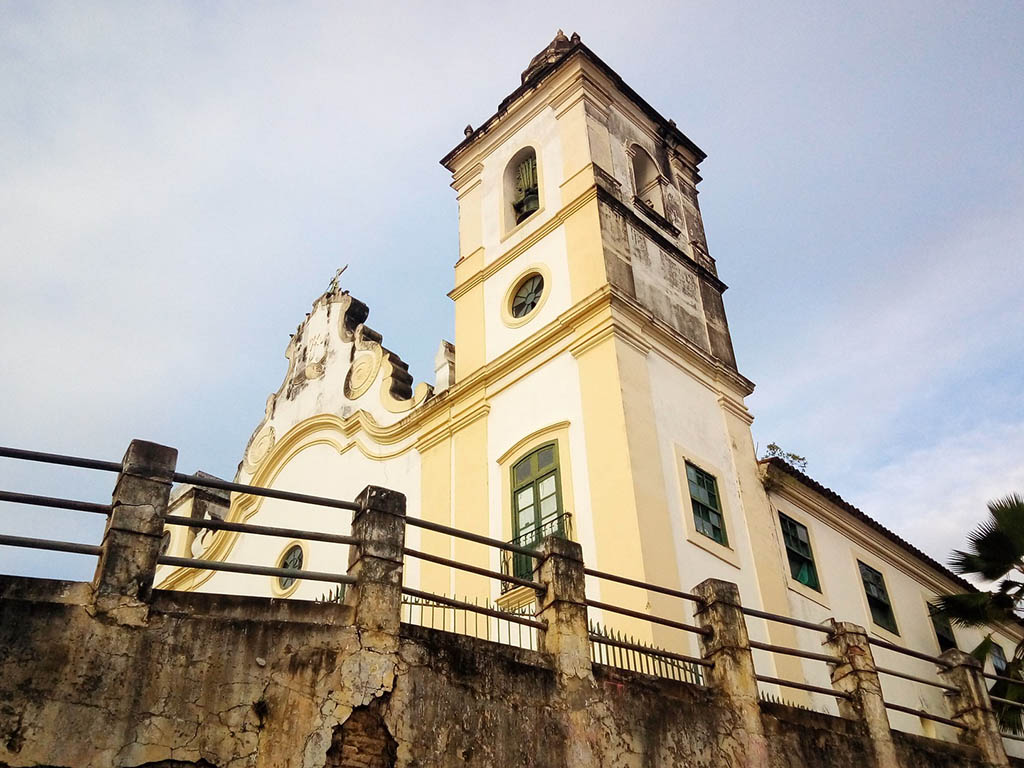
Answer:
[155,31,1021,745]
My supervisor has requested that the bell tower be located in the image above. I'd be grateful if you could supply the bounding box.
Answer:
[441,30,739,385]
[439,33,799,672]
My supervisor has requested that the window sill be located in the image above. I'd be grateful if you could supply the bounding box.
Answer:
[868,623,902,644]
[633,196,680,237]
[496,585,537,613]
[500,206,546,245]
[786,578,830,610]
[684,530,741,570]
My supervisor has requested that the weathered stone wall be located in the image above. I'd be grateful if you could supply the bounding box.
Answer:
[0,575,999,768]
[1,443,1011,767]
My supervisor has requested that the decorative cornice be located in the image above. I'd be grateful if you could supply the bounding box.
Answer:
[452,162,484,196]
[764,462,1022,642]
[718,394,754,425]
[596,186,725,293]
[448,185,599,301]
[609,288,755,398]
[440,44,705,170]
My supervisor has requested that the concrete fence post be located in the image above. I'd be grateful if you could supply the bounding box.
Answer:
[692,579,769,768]
[92,439,177,622]
[535,535,592,679]
[938,648,1010,767]
[344,486,406,645]
[823,621,899,768]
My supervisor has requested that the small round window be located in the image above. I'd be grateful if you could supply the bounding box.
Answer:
[511,273,544,318]
[277,544,304,590]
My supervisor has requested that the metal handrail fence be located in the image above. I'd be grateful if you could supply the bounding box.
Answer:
[736,607,846,704]
[401,593,541,650]
[737,603,967,730]
[863,637,968,731]
[1,443,1015,744]
[0,445,359,588]
[580,565,710,689]
[588,619,708,685]
[396,511,547,635]
[499,513,572,593]
[980,669,1024,741]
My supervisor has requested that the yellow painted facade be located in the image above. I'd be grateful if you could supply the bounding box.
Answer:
[155,32,1021,745]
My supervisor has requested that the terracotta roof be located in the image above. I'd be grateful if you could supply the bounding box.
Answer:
[761,457,979,596]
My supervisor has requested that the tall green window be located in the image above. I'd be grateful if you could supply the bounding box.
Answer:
[992,643,1008,675]
[686,463,727,545]
[928,603,957,652]
[779,513,820,591]
[858,561,898,634]
[511,442,565,579]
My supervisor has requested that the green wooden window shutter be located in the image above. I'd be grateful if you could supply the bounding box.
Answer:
[858,561,898,634]
[510,442,566,579]
[992,643,1008,675]
[928,603,957,652]
[779,513,820,591]
[686,463,727,546]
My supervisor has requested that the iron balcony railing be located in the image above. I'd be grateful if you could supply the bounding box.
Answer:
[498,512,572,593]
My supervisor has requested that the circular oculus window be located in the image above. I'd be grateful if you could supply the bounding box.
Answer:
[510,273,544,319]
[277,544,304,590]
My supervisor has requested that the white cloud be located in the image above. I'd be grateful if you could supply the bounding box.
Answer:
[1,3,1022,584]
[747,199,1024,474]
[851,421,1024,575]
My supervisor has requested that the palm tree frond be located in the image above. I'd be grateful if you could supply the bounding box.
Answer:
[932,592,1015,628]
[989,493,1024,552]
[958,517,1024,580]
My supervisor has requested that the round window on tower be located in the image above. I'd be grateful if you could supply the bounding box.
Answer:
[511,273,544,318]
[501,266,551,328]
[274,542,305,595]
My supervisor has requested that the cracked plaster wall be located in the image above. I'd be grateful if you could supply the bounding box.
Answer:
[0,577,1012,768]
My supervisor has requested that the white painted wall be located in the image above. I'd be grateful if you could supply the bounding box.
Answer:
[477,107,563,266]
[485,350,593,595]
[646,352,771,660]
[770,486,1022,746]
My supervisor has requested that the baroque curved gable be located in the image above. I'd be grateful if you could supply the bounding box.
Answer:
[238,284,431,482]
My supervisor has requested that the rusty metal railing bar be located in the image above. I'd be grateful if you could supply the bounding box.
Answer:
[883,701,967,730]
[171,471,362,513]
[740,606,835,635]
[162,515,358,546]
[588,632,713,669]
[583,567,704,605]
[0,533,102,557]
[0,446,364,513]
[156,555,356,585]
[749,640,840,665]
[868,636,951,669]
[400,587,546,630]
[990,695,1024,710]
[755,674,852,700]
[401,515,540,558]
[402,547,544,591]
[0,446,122,474]
[0,490,112,516]
[982,670,1024,687]
[875,665,958,693]
[585,599,711,637]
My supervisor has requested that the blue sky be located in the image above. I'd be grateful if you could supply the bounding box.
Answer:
[1,1,1022,581]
